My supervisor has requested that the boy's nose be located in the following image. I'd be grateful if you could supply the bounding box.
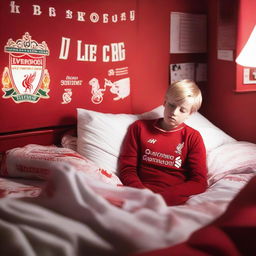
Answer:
[172,107,179,115]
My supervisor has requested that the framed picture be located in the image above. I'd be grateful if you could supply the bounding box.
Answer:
[236,67,256,92]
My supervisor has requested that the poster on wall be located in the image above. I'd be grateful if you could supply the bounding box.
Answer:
[170,12,207,54]
[243,68,256,84]
[217,0,237,61]
[170,63,195,83]
[0,0,137,133]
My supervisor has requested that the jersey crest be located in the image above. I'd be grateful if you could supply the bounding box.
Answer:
[175,142,184,155]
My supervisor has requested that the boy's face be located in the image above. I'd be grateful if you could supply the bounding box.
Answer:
[161,94,193,130]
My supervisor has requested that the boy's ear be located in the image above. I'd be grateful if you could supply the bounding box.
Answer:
[188,109,195,116]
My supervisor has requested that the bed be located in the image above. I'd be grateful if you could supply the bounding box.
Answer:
[0,106,256,256]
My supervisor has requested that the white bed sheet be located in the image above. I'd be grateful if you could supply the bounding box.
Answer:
[0,161,254,256]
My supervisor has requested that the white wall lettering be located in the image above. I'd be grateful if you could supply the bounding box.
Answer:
[10,1,20,14]
[77,41,97,62]
[59,37,71,60]
[77,11,85,21]
[33,5,42,15]
[49,7,56,17]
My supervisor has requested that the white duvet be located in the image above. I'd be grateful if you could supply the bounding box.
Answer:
[0,141,256,256]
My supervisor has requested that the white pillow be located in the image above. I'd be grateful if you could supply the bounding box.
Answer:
[184,112,236,152]
[77,106,235,173]
[207,141,256,184]
[3,144,122,186]
[77,107,164,173]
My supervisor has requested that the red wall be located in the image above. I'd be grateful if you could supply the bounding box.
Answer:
[132,0,207,113]
[204,0,256,143]
[0,0,207,135]
[0,0,138,133]
[0,0,208,152]
[2,0,255,144]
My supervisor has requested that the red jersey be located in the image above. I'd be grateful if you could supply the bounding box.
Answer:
[118,119,208,206]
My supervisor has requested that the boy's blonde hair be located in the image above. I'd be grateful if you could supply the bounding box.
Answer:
[166,79,202,113]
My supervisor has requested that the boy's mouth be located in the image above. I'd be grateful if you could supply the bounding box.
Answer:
[168,116,176,121]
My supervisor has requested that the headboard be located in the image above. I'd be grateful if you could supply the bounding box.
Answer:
[0,125,75,157]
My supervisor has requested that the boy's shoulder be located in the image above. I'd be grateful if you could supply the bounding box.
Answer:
[184,123,197,131]
[184,123,199,132]
[132,118,157,126]
[183,123,203,139]
[129,119,157,130]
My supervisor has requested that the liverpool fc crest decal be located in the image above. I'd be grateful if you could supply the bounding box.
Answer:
[2,32,50,103]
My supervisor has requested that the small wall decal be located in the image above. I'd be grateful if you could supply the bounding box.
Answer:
[88,78,106,104]
[108,67,128,76]
[61,88,72,104]
[88,77,130,104]
[104,78,130,101]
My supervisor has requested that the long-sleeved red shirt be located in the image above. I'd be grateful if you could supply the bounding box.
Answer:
[118,119,208,206]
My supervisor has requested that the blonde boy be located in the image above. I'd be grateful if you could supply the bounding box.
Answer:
[118,79,207,206]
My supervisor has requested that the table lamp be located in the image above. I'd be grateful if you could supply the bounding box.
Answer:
[236,25,256,67]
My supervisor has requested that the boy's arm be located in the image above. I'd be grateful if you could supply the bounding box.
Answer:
[160,132,208,205]
[118,122,146,189]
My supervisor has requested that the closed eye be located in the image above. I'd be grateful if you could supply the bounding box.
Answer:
[180,108,187,113]
[168,103,176,108]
